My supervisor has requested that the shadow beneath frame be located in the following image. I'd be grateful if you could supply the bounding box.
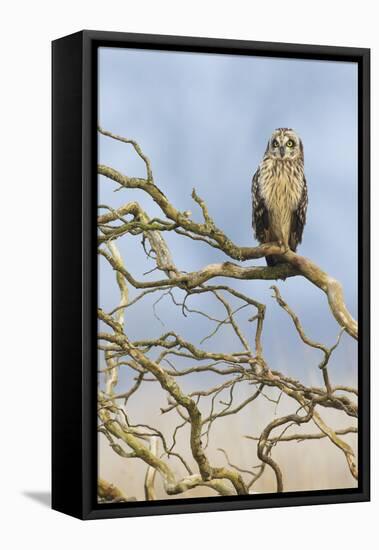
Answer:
[22,491,51,508]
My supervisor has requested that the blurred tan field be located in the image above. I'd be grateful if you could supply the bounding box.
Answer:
[99,379,357,501]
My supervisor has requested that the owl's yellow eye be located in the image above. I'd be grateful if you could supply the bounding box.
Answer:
[286,140,294,148]
[272,140,279,148]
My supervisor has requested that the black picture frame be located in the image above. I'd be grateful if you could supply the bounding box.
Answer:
[52,30,370,520]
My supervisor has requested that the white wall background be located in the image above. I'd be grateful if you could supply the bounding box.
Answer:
[1,1,376,548]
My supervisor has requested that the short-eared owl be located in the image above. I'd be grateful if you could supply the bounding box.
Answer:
[252,128,308,266]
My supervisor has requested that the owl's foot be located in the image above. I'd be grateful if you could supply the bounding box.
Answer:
[277,240,289,254]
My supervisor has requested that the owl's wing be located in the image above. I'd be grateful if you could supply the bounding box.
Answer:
[251,167,269,243]
[290,175,308,251]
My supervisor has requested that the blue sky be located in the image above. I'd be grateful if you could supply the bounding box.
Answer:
[98,47,358,391]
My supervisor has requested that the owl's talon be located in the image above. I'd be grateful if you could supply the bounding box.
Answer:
[277,240,288,254]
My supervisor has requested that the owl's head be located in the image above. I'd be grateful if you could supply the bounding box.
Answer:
[266,128,303,161]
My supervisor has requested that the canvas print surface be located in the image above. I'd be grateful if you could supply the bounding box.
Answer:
[97,47,358,504]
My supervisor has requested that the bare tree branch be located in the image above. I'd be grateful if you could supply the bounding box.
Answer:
[97,128,358,500]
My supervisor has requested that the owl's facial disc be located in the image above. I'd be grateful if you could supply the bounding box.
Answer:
[269,129,301,160]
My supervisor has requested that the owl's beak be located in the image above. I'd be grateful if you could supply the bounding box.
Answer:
[279,146,285,158]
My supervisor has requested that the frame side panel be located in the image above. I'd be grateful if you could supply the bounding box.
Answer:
[360,49,371,500]
[52,32,84,519]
